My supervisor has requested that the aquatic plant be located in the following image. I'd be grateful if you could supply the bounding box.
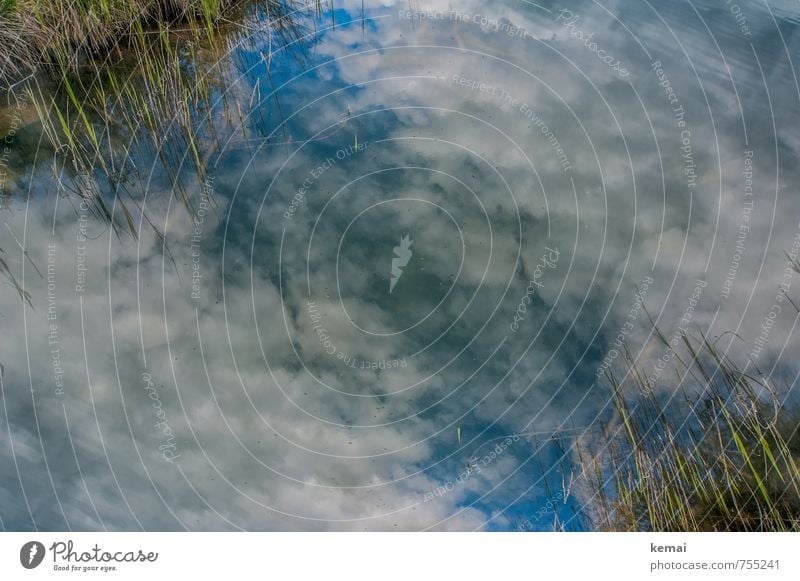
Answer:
[560,330,800,532]
[0,246,33,307]
[4,0,307,241]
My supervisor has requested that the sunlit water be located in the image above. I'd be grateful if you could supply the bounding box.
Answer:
[1,0,799,530]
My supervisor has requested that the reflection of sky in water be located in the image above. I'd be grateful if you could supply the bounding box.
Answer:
[1,0,800,530]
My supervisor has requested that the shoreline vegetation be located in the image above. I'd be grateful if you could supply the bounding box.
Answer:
[1,1,262,90]
[2,0,308,239]
[1,1,798,534]
[556,328,800,532]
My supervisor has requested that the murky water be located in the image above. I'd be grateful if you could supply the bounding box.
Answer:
[1,0,799,530]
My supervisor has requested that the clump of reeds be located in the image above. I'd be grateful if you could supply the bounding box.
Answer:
[7,0,305,240]
[0,0,309,305]
[563,333,800,532]
[2,0,284,94]
[1,0,252,85]
[0,5,43,90]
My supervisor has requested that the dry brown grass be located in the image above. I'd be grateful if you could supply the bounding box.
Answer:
[0,0,261,89]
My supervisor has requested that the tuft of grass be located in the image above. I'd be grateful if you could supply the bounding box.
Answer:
[0,7,42,90]
[0,0,293,90]
[561,331,800,532]
[6,0,305,239]
[0,0,318,309]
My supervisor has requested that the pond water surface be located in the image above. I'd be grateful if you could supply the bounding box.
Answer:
[1,0,799,531]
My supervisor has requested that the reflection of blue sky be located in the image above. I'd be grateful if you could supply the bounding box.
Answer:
[1,0,800,530]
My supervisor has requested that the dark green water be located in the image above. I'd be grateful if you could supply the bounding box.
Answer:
[1,0,799,530]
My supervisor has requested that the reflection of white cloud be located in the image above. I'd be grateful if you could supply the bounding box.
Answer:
[1,0,800,531]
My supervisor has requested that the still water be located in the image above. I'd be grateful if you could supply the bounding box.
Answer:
[1,0,799,530]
